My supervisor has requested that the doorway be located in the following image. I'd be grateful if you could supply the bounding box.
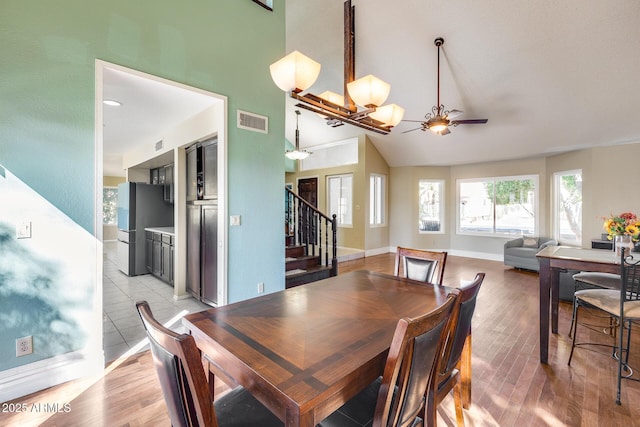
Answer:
[95,60,228,364]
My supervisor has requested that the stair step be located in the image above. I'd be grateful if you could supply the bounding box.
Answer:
[285,245,305,258]
[286,255,320,271]
[285,265,333,289]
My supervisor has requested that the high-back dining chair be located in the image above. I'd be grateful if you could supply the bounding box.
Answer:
[567,253,640,405]
[394,247,448,286]
[428,273,485,427]
[318,290,460,427]
[136,301,283,427]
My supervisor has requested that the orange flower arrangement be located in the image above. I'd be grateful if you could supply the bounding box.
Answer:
[603,212,640,241]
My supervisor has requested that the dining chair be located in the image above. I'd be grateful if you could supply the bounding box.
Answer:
[428,273,485,427]
[317,290,460,427]
[394,247,448,286]
[567,253,640,405]
[135,301,283,427]
[568,271,621,336]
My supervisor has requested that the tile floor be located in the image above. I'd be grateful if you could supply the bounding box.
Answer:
[102,241,210,363]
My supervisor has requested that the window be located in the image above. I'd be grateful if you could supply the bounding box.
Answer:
[553,170,582,245]
[103,186,118,225]
[327,174,353,227]
[370,174,385,226]
[458,175,538,236]
[419,180,444,233]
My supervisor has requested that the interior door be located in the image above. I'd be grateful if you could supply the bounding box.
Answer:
[298,177,318,207]
[297,178,318,244]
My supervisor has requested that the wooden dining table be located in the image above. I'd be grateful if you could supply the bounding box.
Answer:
[182,270,464,427]
[536,246,621,363]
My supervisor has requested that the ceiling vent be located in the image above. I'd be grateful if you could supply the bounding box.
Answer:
[237,110,268,134]
[155,140,163,151]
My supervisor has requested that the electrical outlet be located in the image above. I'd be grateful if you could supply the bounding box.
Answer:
[257,282,264,294]
[16,336,33,357]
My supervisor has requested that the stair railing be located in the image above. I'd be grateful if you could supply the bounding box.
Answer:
[285,187,338,276]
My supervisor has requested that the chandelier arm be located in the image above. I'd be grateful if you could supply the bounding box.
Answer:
[294,102,390,135]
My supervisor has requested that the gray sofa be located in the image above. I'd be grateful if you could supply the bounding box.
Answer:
[504,236,578,301]
[504,236,558,272]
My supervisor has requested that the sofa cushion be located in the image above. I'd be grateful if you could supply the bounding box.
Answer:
[522,236,539,248]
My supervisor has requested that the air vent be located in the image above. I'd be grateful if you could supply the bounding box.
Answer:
[155,140,164,151]
[237,110,268,134]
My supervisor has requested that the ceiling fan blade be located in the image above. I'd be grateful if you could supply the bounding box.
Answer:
[402,127,423,134]
[401,119,427,123]
[451,119,488,125]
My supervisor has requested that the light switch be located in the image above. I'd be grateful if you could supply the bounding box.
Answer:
[16,221,32,239]
[230,215,241,226]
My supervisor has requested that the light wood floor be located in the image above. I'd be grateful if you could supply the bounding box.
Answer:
[3,254,640,426]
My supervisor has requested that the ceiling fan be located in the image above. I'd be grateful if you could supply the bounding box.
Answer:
[403,37,488,136]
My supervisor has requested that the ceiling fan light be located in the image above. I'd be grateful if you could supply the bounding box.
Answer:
[429,121,448,133]
[369,104,405,127]
[285,149,311,160]
[270,51,321,93]
[347,74,390,108]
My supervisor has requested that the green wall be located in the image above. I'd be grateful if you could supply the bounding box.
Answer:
[0,0,285,374]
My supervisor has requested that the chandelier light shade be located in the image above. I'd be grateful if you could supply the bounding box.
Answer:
[318,90,345,106]
[346,74,391,108]
[368,104,405,127]
[269,51,321,93]
[285,149,311,160]
[268,0,402,135]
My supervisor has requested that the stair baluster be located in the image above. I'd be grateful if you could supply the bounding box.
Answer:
[285,187,338,287]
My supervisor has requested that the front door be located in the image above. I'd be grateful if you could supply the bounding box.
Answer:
[298,177,317,208]
[297,178,318,244]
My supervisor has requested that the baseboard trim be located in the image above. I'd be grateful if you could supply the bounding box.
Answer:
[365,246,393,257]
[0,349,104,403]
[448,249,503,262]
[387,246,503,262]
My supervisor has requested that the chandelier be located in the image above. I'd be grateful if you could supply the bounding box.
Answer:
[269,0,404,135]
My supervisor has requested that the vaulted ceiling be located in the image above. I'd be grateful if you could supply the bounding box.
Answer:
[103,1,640,177]
[285,0,640,166]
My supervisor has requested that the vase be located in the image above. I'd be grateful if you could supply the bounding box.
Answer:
[614,235,632,257]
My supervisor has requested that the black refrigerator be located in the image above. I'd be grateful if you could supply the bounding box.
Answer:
[117,182,173,276]
[186,138,218,305]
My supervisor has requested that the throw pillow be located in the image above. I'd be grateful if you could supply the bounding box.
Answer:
[522,236,539,248]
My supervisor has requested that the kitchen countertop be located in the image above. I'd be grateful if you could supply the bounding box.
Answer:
[145,227,175,236]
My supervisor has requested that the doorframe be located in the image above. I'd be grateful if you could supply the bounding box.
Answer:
[94,61,229,351]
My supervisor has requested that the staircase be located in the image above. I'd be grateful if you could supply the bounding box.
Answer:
[285,187,338,288]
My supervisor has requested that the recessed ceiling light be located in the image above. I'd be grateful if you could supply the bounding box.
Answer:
[103,99,122,107]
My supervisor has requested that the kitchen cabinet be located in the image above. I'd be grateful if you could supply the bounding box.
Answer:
[145,228,174,285]
[150,164,174,204]
[163,164,174,203]
[185,138,217,202]
[161,233,173,284]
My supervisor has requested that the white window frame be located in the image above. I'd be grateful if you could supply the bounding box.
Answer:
[370,174,386,227]
[418,179,445,234]
[327,173,353,228]
[457,175,539,237]
[553,169,582,246]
